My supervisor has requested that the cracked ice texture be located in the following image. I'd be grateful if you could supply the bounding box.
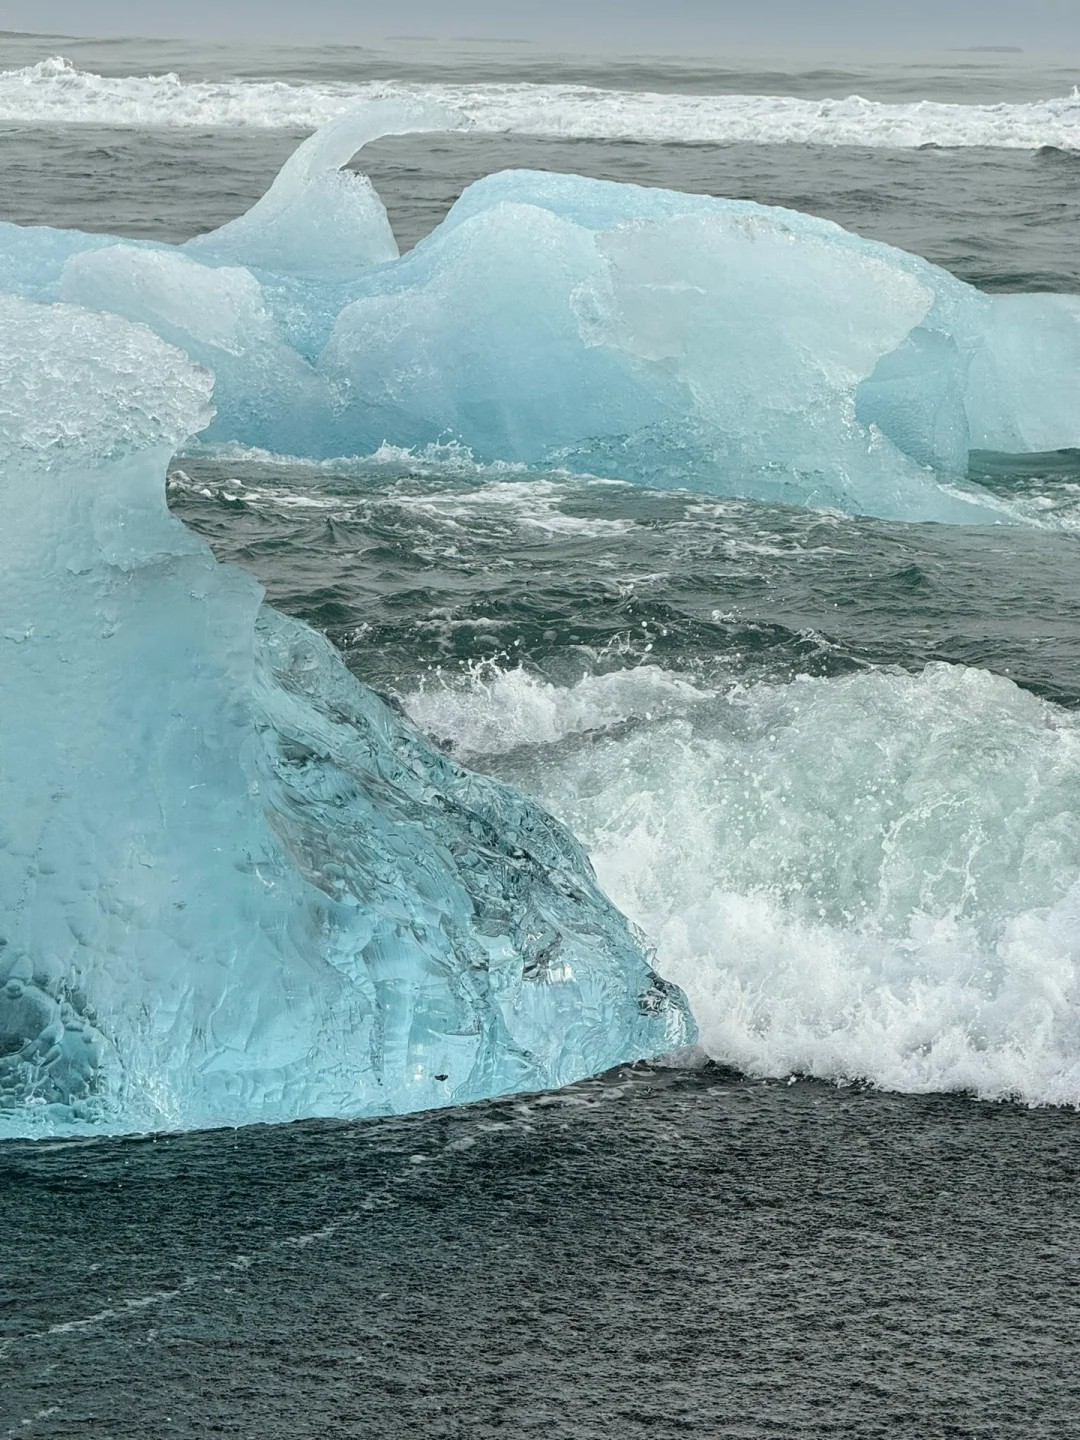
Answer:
[0,296,693,1135]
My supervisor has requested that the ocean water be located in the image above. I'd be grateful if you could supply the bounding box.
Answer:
[2,33,1080,1436]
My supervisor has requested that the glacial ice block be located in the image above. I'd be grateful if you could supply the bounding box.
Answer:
[0,295,693,1136]
[2,105,1079,521]
[319,171,1002,519]
[965,293,1080,455]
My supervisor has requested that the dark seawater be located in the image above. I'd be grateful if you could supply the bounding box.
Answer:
[3,35,1080,1437]
[5,127,1080,291]
[4,1065,1080,1439]
[168,452,1080,706]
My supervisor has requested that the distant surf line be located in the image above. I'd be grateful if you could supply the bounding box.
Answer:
[2,57,1079,149]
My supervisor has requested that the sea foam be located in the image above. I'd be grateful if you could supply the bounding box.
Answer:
[405,661,1080,1107]
[2,57,1080,150]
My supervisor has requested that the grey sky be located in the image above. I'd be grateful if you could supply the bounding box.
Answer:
[4,0,1080,51]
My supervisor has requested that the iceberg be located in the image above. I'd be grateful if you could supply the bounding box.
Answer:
[0,294,692,1137]
[6,103,1080,1137]
[1,101,1078,523]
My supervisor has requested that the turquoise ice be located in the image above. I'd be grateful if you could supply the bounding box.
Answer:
[1,101,1078,521]
[0,295,692,1136]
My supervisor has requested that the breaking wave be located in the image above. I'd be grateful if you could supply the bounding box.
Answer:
[3,57,1080,149]
[405,661,1080,1107]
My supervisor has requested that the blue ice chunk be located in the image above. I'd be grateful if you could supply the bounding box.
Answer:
[856,327,973,474]
[0,106,1077,522]
[0,295,693,1136]
[322,172,1001,519]
[320,198,684,464]
[965,293,1080,454]
[0,218,121,302]
[428,167,741,237]
[60,243,341,457]
[51,101,464,445]
[406,170,994,494]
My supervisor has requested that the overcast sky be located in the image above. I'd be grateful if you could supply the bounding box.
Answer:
[3,0,1080,51]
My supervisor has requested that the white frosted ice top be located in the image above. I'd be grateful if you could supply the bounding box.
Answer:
[0,295,214,466]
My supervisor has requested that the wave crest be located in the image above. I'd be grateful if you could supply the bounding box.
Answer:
[3,58,1080,150]
[406,661,1080,1107]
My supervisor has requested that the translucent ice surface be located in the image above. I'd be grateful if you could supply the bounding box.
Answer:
[183,99,459,279]
[0,105,1077,521]
[0,296,692,1137]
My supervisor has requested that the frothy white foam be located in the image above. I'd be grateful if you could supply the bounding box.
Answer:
[4,58,1080,149]
[405,661,1080,1106]
[181,445,639,536]
[408,662,715,757]
[389,480,638,538]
